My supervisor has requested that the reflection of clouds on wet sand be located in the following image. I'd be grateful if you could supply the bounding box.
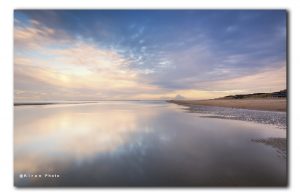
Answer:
[14,103,158,173]
[251,138,287,159]
[14,101,286,186]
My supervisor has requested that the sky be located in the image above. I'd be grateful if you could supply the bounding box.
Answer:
[14,10,287,101]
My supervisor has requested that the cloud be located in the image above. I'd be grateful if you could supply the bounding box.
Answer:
[225,25,238,33]
[209,65,286,93]
[14,10,287,101]
[14,19,69,50]
[14,20,163,100]
[14,62,161,101]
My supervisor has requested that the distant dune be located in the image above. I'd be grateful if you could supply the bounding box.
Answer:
[220,89,287,100]
[168,90,287,112]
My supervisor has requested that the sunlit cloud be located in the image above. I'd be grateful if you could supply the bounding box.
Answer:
[14,19,69,50]
[210,65,286,93]
[14,10,287,101]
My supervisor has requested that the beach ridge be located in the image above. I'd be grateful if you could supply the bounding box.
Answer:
[168,98,286,112]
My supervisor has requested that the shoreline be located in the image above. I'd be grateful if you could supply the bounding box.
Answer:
[14,101,98,106]
[168,98,287,112]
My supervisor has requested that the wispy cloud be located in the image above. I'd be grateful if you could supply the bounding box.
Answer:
[14,10,287,101]
[14,19,70,50]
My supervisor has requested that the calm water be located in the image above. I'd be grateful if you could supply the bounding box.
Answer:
[14,101,287,187]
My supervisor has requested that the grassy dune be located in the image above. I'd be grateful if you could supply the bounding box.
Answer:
[168,90,287,112]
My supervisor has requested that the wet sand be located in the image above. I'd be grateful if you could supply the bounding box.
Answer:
[251,138,287,159]
[169,99,287,160]
[14,101,287,186]
[168,98,286,112]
